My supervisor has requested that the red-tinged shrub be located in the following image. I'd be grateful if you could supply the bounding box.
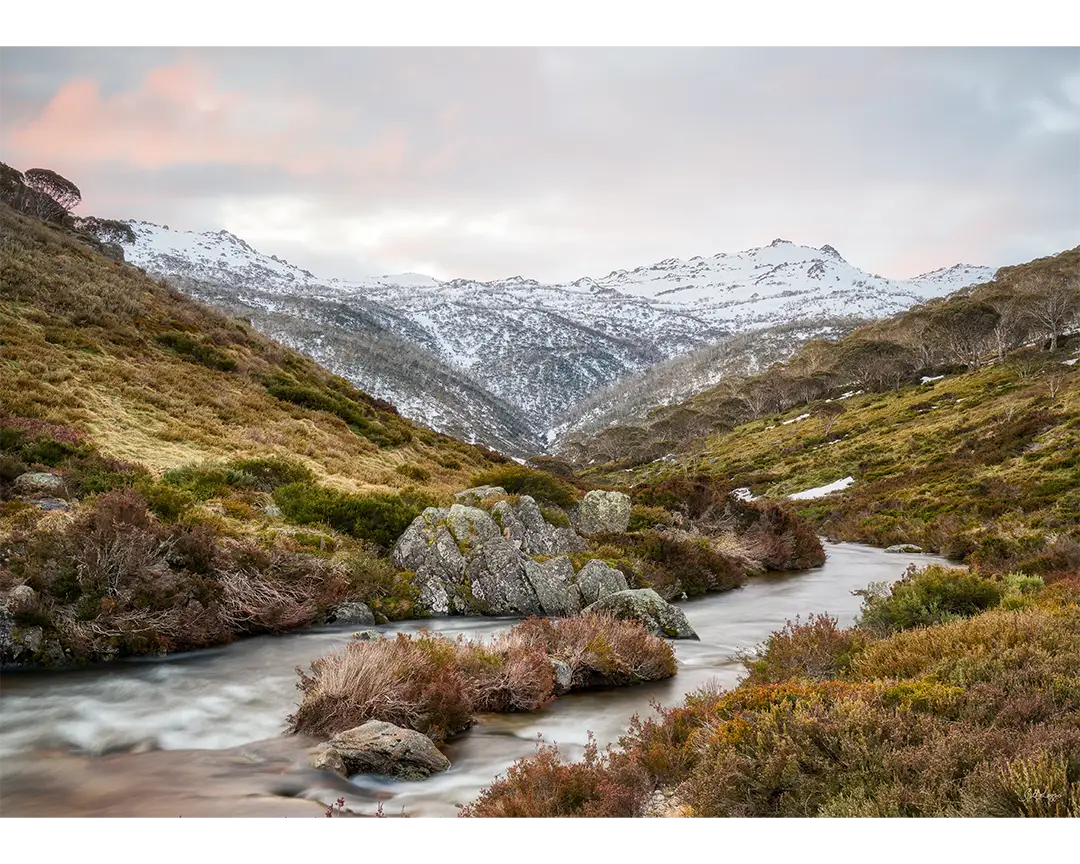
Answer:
[740,613,868,684]
[727,498,826,570]
[459,735,651,818]
[288,614,675,741]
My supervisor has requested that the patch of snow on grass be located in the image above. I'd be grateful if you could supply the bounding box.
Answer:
[921,375,945,384]
[788,476,855,500]
[782,413,811,425]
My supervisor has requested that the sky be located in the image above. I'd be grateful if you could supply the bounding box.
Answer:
[1,46,1078,283]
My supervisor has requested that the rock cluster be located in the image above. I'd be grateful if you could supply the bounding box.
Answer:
[392,490,610,618]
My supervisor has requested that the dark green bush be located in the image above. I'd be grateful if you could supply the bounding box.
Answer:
[273,482,437,547]
[470,465,577,508]
[265,379,412,447]
[855,564,1009,636]
[225,456,314,491]
[395,463,430,482]
[155,331,237,372]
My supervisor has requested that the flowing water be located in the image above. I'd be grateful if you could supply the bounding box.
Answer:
[0,543,944,817]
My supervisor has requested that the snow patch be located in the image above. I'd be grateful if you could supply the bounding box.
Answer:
[788,476,855,500]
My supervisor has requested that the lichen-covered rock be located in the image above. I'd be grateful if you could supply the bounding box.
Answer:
[884,544,924,554]
[308,743,347,776]
[576,490,631,535]
[13,471,68,499]
[523,556,580,617]
[445,504,501,550]
[30,497,71,512]
[465,538,542,616]
[575,559,629,605]
[6,585,38,614]
[549,657,573,695]
[326,720,450,780]
[455,485,507,505]
[351,629,384,642]
[552,527,589,554]
[584,588,699,640]
[392,491,590,618]
[392,507,450,572]
[326,602,375,626]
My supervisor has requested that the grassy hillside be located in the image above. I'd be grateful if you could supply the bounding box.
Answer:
[0,203,507,663]
[0,204,501,493]
[573,248,1080,576]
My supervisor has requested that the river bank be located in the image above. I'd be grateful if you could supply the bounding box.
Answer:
[0,542,944,817]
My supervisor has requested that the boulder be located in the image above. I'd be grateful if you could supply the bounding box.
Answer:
[584,588,699,640]
[326,720,450,780]
[576,490,631,535]
[465,538,543,616]
[455,485,507,505]
[351,629,384,642]
[884,544,924,554]
[523,556,581,617]
[445,504,501,550]
[30,498,70,512]
[326,602,375,626]
[392,507,449,572]
[575,559,629,606]
[6,585,37,614]
[13,471,67,499]
[308,743,347,776]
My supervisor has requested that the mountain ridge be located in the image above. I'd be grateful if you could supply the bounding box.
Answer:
[121,221,995,456]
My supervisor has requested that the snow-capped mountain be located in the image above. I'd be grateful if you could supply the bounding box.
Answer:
[122,223,994,455]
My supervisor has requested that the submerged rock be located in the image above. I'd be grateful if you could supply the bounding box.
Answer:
[584,588,699,640]
[576,489,631,535]
[326,720,450,780]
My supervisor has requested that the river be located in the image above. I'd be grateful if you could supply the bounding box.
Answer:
[0,542,944,817]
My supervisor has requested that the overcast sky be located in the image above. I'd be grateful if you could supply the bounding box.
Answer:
[1,47,1077,282]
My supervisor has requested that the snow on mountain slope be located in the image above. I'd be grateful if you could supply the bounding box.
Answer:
[122,223,993,456]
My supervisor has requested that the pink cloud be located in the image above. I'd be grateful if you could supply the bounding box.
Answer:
[5,61,408,178]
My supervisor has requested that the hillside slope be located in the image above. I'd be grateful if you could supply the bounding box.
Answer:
[0,203,507,664]
[122,222,993,453]
[572,247,1080,575]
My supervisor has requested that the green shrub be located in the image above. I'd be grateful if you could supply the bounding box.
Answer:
[155,331,237,372]
[138,481,196,522]
[272,482,436,548]
[161,463,235,500]
[469,465,577,508]
[627,504,674,532]
[265,379,411,448]
[855,564,1009,636]
[538,503,571,528]
[225,456,314,491]
[395,463,430,482]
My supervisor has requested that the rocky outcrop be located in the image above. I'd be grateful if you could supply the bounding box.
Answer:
[575,490,631,535]
[13,471,68,500]
[326,602,375,626]
[324,720,450,780]
[392,495,595,618]
[584,588,699,640]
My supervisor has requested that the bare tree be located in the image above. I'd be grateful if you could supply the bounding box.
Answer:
[816,401,845,436]
[1023,276,1080,352]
